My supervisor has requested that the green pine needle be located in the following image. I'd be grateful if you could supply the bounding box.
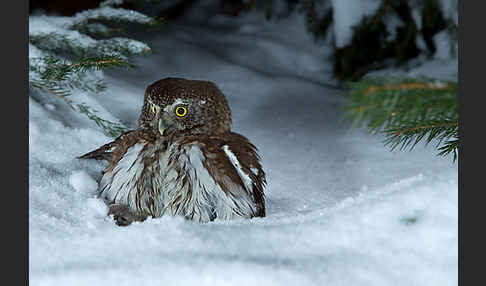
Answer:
[344,77,459,161]
[29,2,159,138]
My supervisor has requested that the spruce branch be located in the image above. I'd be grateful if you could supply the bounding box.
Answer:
[30,54,131,99]
[30,80,72,99]
[70,55,133,71]
[383,119,458,152]
[29,33,151,60]
[30,80,128,138]
[29,54,133,137]
[71,6,156,27]
[437,138,458,162]
[76,103,129,138]
[69,5,164,33]
[29,1,159,138]
[344,77,459,161]
[31,55,132,82]
[100,0,124,7]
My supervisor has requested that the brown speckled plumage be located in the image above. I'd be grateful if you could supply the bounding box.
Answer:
[138,78,232,136]
[80,77,266,226]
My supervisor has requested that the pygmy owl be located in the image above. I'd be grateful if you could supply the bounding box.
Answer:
[80,77,266,225]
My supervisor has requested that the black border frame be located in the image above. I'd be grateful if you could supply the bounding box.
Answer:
[4,0,28,285]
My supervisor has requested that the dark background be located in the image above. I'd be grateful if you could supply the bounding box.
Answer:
[29,0,456,81]
[29,0,103,15]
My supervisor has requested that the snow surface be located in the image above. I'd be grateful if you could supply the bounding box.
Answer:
[438,0,458,25]
[330,0,382,48]
[29,4,457,286]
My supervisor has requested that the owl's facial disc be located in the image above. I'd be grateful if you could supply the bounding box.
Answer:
[149,98,194,136]
[147,94,230,137]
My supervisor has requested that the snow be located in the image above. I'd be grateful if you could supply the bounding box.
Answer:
[433,30,456,61]
[29,15,97,47]
[69,170,98,193]
[100,0,124,7]
[437,0,458,25]
[29,4,457,286]
[384,11,405,42]
[366,52,458,82]
[330,0,382,48]
[72,6,154,26]
[29,9,152,61]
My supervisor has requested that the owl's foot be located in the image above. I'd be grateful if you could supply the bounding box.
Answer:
[108,204,146,226]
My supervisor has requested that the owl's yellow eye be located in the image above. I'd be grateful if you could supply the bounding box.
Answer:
[151,105,156,114]
[175,106,187,117]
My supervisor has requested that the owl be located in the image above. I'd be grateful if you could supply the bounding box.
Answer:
[80,77,266,226]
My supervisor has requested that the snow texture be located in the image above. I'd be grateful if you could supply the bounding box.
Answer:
[438,0,458,25]
[29,8,151,58]
[29,16,97,47]
[433,30,456,61]
[69,170,98,193]
[72,6,154,26]
[100,0,125,7]
[331,0,382,48]
[29,4,457,286]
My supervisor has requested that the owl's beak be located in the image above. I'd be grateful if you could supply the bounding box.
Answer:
[158,119,166,135]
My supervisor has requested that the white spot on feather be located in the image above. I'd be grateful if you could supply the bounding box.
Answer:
[164,98,185,113]
[250,167,259,175]
[222,145,253,192]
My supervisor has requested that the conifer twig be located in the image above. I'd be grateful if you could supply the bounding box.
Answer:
[344,77,459,161]
[29,0,159,138]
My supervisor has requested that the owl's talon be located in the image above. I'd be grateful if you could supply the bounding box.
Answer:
[114,214,132,226]
[108,204,145,226]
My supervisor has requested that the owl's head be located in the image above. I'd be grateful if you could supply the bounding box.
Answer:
[138,77,232,137]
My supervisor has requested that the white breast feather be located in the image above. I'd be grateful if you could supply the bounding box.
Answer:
[100,141,257,222]
[100,143,145,208]
[166,144,254,221]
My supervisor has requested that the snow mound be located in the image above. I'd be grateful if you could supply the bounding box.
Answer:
[69,170,98,194]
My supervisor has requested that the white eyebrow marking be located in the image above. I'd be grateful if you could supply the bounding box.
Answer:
[164,98,185,112]
[172,98,184,105]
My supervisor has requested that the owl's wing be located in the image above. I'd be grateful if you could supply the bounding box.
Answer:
[223,132,266,217]
[77,131,131,161]
[78,129,155,161]
[78,139,120,161]
[199,133,266,217]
